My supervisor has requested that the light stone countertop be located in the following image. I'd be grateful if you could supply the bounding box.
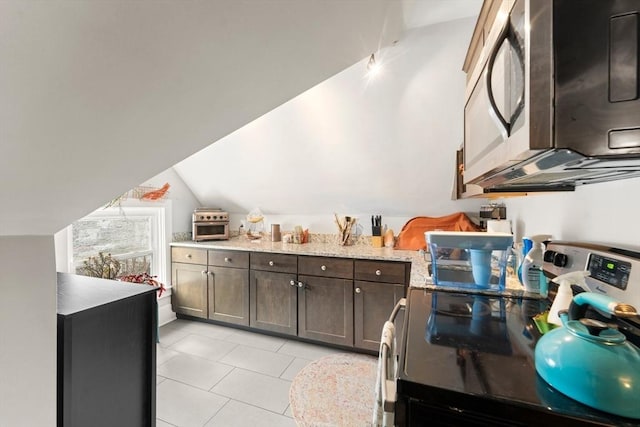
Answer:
[171,238,539,298]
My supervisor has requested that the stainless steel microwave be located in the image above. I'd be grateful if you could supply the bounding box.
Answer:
[464,0,640,192]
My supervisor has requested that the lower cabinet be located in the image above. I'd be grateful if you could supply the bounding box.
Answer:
[298,274,354,346]
[354,280,405,351]
[249,252,298,336]
[207,250,249,326]
[172,246,409,351]
[354,259,410,351]
[208,266,249,326]
[249,270,298,335]
[171,262,208,319]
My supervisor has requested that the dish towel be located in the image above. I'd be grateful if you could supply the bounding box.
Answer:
[372,321,396,427]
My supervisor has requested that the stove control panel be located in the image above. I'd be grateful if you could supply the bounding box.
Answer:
[587,254,630,290]
[543,241,640,308]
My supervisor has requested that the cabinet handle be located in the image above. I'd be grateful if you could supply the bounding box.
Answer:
[207,271,213,276]
[186,254,192,259]
[201,270,207,275]
[375,270,382,276]
[269,260,274,266]
[297,281,305,288]
[355,287,362,294]
[290,280,297,286]
[321,265,327,271]
[224,257,231,263]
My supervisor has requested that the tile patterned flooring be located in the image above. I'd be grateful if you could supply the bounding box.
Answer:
[156,320,350,427]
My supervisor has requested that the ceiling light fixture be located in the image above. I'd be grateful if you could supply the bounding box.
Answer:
[366,53,381,77]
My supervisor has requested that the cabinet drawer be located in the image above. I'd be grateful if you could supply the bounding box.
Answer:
[208,250,249,268]
[354,259,407,284]
[251,252,297,273]
[171,247,207,265]
[298,256,353,279]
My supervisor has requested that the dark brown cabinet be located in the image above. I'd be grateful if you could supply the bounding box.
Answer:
[297,256,355,347]
[171,248,249,323]
[171,256,208,319]
[207,250,249,326]
[298,274,354,346]
[171,245,409,352]
[250,253,298,335]
[354,259,409,351]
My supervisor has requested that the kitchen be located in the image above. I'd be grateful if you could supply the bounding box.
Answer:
[2,0,640,426]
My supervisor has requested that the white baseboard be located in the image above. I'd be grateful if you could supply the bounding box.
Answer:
[158,289,176,326]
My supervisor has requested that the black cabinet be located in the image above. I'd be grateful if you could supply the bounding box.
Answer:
[57,273,157,427]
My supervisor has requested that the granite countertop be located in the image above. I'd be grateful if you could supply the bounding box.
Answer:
[171,238,538,298]
[171,238,430,287]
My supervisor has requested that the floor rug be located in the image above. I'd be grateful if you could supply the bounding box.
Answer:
[289,352,378,427]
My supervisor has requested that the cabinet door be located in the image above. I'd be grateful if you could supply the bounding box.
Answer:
[171,263,208,318]
[354,280,405,351]
[208,266,249,326]
[250,270,297,335]
[298,275,353,347]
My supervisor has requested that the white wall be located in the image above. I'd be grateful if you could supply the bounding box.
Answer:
[502,177,640,248]
[0,236,56,425]
[140,167,202,235]
[174,18,484,234]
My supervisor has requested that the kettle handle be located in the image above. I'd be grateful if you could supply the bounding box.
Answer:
[568,292,637,320]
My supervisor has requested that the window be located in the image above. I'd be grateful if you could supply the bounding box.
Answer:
[68,201,170,286]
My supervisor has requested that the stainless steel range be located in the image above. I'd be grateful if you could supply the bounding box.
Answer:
[192,208,229,241]
[543,241,640,310]
[387,241,640,426]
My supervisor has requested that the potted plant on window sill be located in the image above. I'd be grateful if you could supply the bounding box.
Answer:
[78,252,165,296]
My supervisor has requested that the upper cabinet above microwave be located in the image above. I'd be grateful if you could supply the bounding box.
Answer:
[462,0,640,195]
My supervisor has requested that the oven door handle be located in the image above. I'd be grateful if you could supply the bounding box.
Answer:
[380,297,405,412]
[388,297,406,323]
[381,342,397,412]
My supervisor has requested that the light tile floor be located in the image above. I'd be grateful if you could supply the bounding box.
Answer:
[157,319,349,427]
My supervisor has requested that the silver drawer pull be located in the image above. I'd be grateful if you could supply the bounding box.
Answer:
[269,260,274,266]
[201,270,207,275]
[290,280,296,286]
[186,254,192,259]
[375,269,382,276]
[224,257,231,263]
[321,265,327,271]
[355,287,362,294]
[297,281,305,288]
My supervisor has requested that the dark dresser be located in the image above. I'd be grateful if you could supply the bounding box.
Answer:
[57,272,157,427]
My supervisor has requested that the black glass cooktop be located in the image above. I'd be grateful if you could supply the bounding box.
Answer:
[397,288,639,426]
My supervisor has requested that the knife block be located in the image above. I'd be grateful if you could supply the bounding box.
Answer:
[371,236,383,248]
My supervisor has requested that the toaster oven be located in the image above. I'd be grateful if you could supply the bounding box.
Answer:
[192,208,229,241]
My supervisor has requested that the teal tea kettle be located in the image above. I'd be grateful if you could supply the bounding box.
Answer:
[535,292,640,419]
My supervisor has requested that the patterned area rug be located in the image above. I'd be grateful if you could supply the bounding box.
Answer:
[289,352,378,427]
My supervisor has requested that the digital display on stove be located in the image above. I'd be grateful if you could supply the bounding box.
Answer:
[587,254,630,290]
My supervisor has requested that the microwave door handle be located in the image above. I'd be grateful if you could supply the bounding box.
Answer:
[486,23,511,140]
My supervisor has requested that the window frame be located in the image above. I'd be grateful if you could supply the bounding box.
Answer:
[65,199,172,288]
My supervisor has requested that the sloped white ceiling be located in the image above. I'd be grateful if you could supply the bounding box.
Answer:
[174,17,484,224]
[0,0,403,235]
[402,0,483,29]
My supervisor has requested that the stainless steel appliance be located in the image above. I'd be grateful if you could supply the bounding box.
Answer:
[464,0,640,193]
[386,241,640,426]
[192,208,229,241]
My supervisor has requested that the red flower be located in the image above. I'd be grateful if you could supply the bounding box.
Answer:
[118,273,165,297]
